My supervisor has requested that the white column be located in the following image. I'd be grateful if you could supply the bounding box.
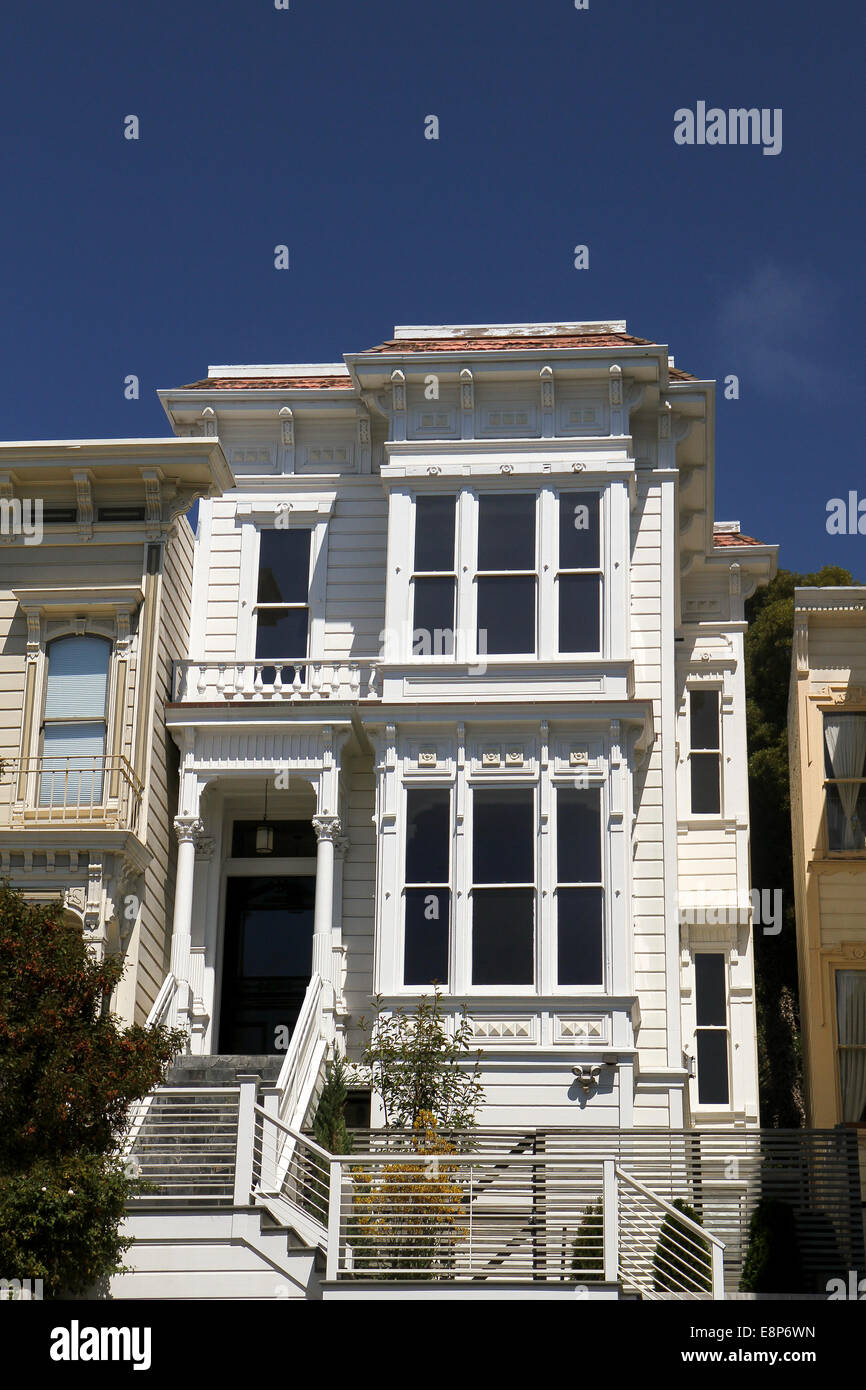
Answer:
[169,816,201,1035]
[312,814,341,985]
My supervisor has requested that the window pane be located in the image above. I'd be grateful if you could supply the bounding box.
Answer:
[823,714,866,779]
[414,496,455,572]
[825,782,866,851]
[557,788,602,882]
[257,529,311,604]
[558,574,600,653]
[472,888,534,985]
[39,722,106,806]
[255,607,309,658]
[473,789,534,883]
[690,690,719,750]
[558,887,603,985]
[478,494,535,571]
[44,637,110,718]
[559,492,600,569]
[695,954,726,1026]
[404,888,450,986]
[691,754,720,815]
[413,578,455,653]
[406,788,450,884]
[696,1031,729,1104]
[477,575,535,654]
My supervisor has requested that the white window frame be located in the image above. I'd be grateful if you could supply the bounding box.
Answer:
[685,684,724,819]
[236,499,332,662]
[690,949,732,1112]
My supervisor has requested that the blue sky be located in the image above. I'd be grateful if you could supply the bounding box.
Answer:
[0,0,862,574]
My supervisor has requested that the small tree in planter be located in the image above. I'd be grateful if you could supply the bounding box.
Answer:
[740,1199,806,1293]
[0,883,184,1296]
[652,1198,712,1293]
[571,1200,605,1281]
[350,992,485,1277]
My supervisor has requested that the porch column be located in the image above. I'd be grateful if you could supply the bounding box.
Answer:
[311,814,341,987]
[169,816,201,1034]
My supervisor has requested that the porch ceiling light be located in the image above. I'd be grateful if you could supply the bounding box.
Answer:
[255,779,274,855]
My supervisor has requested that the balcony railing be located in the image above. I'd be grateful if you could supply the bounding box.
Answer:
[172,659,380,703]
[2,755,144,832]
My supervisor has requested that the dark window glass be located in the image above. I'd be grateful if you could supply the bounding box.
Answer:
[478,494,536,571]
[690,691,719,750]
[413,578,455,653]
[696,1031,729,1105]
[473,789,534,884]
[690,754,721,815]
[558,574,600,653]
[404,887,450,985]
[472,888,534,985]
[414,496,455,572]
[255,607,309,659]
[231,820,317,857]
[558,887,604,985]
[257,529,311,604]
[826,782,866,852]
[42,507,77,523]
[695,954,727,1027]
[477,575,535,654]
[344,1090,371,1129]
[405,788,450,884]
[559,492,600,569]
[97,507,146,522]
[557,787,602,882]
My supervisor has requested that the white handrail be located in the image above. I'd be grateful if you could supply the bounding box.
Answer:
[145,972,177,1028]
[276,973,324,1128]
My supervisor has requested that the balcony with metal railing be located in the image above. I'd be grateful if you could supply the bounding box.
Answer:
[172,659,380,704]
[0,755,144,833]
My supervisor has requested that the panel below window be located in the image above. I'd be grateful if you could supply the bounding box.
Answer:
[557,887,604,985]
[558,573,600,653]
[696,1030,729,1104]
[404,888,450,986]
[472,887,534,985]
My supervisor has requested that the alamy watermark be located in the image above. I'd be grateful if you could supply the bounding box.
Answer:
[674,103,782,157]
[0,1277,43,1300]
[679,887,782,935]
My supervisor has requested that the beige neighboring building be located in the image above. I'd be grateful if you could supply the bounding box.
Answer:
[0,439,231,1025]
[789,587,866,1140]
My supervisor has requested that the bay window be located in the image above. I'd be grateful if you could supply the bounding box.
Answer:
[694,953,730,1105]
[558,491,601,653]
[475,495,537,655]
[823,713,866,852]
[471,788,535,985]
[403,787,451,986]
[836,971,866,1121]
[40,635,111,807]
[556,786,604,985]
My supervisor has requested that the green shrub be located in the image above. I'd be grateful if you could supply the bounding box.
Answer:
[653,1198,712,1293]
[740,1199,806,1293]
[571,1200,604,1281]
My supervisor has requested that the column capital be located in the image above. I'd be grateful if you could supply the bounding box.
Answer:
[312,814,342,844]
[174,816,203,845]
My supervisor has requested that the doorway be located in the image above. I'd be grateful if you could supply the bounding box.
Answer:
[218,875,315,1054]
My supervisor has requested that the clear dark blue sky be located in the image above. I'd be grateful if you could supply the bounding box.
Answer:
[1,0,862,574]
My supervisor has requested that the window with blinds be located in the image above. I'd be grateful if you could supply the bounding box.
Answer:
[39,636,111,807]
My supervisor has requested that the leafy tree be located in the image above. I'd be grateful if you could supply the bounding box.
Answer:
[0,883,184,1295]
[652,1197,711,1293]
[744,564,859,1126]
[360,990,484,1132]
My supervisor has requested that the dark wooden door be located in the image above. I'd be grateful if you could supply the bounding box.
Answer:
[218,875,315,1054]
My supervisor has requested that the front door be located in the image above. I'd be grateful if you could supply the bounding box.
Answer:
[218,875,316,1053]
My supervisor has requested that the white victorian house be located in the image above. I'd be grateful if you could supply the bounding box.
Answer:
[29,320,851,1299]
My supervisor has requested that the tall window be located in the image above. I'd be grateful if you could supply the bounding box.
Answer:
[694,954,729,1105]
[836,971,866,1121]
[40,636,111,807]
[255,529,311,660]
[403,788,451,986]
[689,690,721,814]
[471,788,535,985]
[558,492,601,653]
[412,496,456,656]
[476,495,536,655]
[824,714,866,852]
[556,787,604,984]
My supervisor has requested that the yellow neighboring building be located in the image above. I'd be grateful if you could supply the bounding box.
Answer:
[789,587,866,1156]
